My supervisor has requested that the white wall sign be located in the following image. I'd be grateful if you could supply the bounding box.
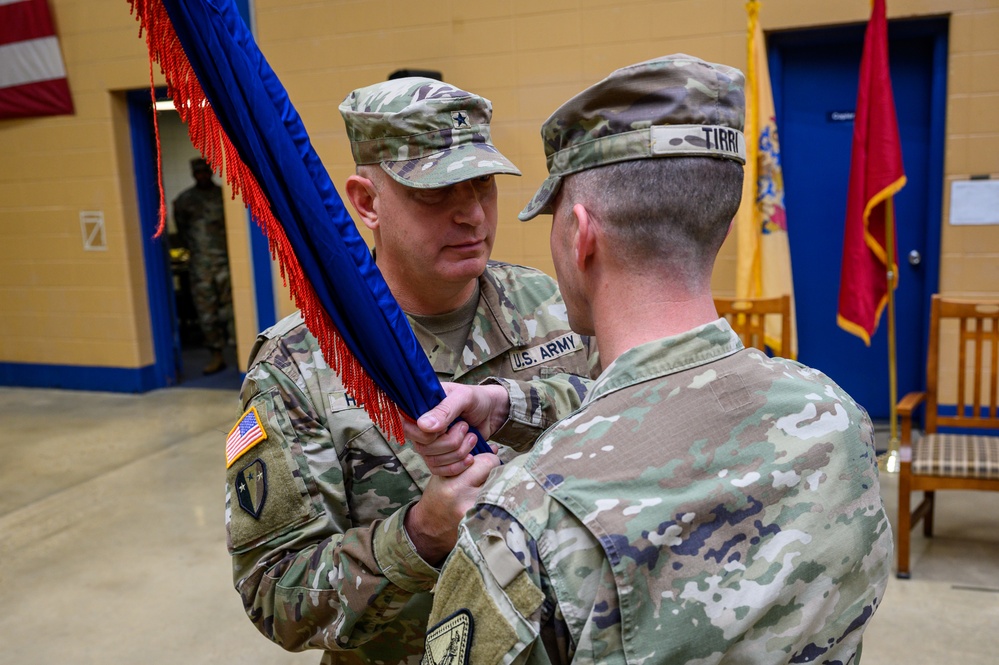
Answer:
[80,210,107,250]
[949,180,999,226]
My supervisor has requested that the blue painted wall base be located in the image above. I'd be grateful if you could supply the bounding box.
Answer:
[0,362,161,394]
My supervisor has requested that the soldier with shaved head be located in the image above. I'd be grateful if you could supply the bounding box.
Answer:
[416,55,893,665]
[225,78,598,664]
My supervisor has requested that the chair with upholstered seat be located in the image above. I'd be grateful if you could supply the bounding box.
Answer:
[714,294,792,357]
[897,295,999,578]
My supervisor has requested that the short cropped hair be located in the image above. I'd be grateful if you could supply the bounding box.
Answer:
[562,157,743,280]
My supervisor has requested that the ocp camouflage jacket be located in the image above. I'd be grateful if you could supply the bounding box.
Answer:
[226,261,598,665]
[426,320,893,665]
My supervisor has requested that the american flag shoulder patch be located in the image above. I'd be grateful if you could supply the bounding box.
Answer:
[226,406,267,468]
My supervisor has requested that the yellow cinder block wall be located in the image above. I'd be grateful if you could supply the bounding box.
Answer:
[0,0,997,391]
[0,1,156,371]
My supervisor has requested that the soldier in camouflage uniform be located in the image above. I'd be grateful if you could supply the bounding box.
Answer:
[420,55,893,665]
[173,157,232,374]
[225,78,599,665]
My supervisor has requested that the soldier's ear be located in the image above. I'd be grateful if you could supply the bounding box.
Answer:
[345,174,380,230]
[572,203,597,271]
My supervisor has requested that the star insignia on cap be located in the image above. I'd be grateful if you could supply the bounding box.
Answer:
[451,111,469,128]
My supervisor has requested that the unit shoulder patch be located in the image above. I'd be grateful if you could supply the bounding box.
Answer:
[234,458,268,519]
[422,609,473,665]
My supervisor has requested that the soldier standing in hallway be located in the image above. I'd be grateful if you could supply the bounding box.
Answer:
[173,157,233,375]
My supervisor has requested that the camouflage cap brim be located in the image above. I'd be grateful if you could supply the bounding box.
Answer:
[380,142,521,189]
[518,174,562,221]
[518,54,746,221]
[518,124,745,220]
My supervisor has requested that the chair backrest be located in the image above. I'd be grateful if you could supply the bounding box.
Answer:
[714,294,791,356]
[925,295,999,433]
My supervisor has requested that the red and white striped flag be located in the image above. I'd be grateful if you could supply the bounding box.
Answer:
[0,0,73,119]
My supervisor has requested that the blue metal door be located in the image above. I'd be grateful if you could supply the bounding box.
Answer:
[770,18,946,419]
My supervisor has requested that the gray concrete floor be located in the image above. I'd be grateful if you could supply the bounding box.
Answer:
[1,385,997,664]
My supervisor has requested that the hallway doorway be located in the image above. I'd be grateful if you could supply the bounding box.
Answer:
[126,90,240,390]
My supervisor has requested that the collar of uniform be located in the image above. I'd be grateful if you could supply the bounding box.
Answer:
[585,319,744,404]
[408,283,480,381]
[477,265,526,347]
[445,267,524,381]
[406,271,517,381]
[408,317,461,379]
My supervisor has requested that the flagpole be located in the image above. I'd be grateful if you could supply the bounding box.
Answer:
[881,196,901,473]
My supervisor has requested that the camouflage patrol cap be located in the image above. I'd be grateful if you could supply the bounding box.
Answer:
[518,54,746,221]
[338,77,521,188]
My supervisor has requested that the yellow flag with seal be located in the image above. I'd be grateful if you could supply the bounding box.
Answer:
[735,0,797,358]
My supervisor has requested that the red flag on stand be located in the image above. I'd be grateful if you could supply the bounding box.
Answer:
[837,0,906,345]
[0,0,74,119]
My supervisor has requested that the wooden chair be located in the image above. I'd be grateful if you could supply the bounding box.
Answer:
[897,295,999,578]
[714,294,792,356]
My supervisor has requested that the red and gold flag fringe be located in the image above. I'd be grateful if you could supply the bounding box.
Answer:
[129,0,406,443]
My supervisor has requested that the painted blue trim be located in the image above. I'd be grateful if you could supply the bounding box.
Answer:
[0,362,159,393]
[128,89,179,389]
[920,25,948,394]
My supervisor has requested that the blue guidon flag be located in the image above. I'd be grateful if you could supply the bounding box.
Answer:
[130,0,488,453]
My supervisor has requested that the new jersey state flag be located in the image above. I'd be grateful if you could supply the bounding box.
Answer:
[0,0,74,119]
[734,0,796,358]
